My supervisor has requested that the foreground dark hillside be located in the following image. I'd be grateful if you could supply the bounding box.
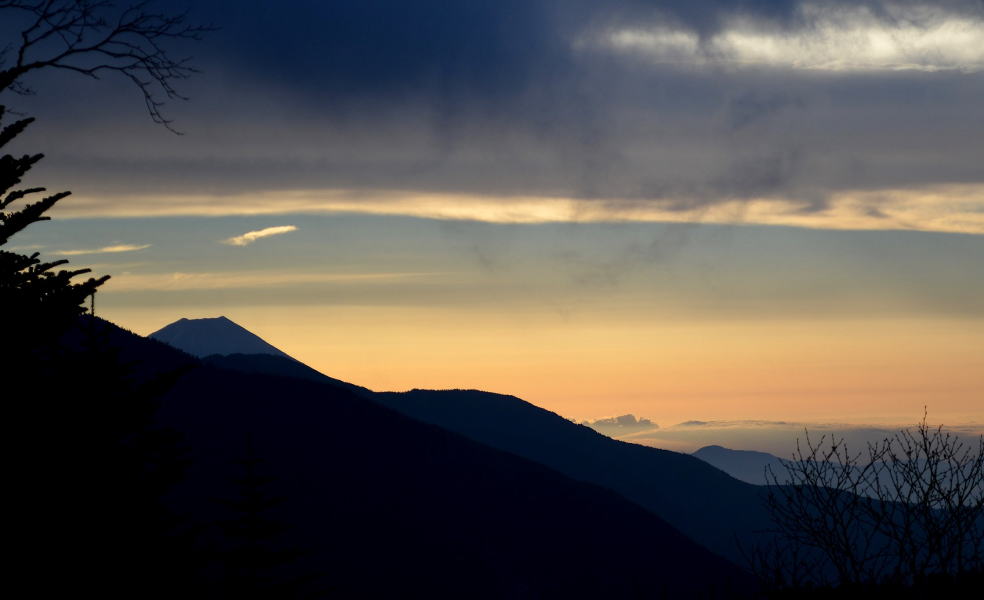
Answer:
[371,389,773,562]
[162,367,751,597]
[82,319,754,598]
[197,350,772,563]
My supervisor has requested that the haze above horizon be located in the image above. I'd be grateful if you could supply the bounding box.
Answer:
[6,0,981,436]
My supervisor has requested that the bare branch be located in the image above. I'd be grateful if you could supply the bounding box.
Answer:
[0,0,213,132]
[755,412,984,590]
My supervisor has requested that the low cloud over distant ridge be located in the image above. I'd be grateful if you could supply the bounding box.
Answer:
[582,414,659,434]
[592,418,984,455]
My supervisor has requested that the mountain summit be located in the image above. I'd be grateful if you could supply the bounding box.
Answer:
[149,316,293,359]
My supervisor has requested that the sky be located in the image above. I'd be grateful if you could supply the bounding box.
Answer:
[3,0,982,441]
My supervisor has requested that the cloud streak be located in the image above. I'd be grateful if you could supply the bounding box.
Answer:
[52,186,984,235]
[52,244,150,256]
[595,4,984,73]
[104,270,437,292]
[222,225,298,246]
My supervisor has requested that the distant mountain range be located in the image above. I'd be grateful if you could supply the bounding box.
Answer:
[148,316,774,566]
[690,445,945,497]
[692,445,786,486]
[91,316,758,596]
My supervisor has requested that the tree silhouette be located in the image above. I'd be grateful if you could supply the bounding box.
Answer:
[1,3,213,594]
[1,106,107,354]
[0,0,212,130]
[213,436,312,599]
[2,107,208,596]
[1,1,209,345]
[755,412,984,594]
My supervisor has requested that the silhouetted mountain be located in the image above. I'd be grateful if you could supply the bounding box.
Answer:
[203,353,370,395]
[173,324,774,564]
[84,318,757,597]
[371,389,774,564]
[692,445,971,501]
[150,316,293,360]
[693,446,786,486]
[63,316,198,378]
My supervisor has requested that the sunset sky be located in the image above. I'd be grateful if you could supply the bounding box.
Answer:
[5,0,982,433]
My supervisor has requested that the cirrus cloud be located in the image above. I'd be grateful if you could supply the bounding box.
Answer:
[104,270,436,292]
[52,243,151,256]
[222,225,298,246]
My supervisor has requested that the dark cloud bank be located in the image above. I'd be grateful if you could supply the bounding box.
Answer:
[5,0,984,212]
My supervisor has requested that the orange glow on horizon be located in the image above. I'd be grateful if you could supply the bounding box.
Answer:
[109,304,984,428]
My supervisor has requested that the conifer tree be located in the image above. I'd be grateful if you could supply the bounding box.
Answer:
[2,0,211,336]
[1,108,203,597]
[215,436,311,599]
[2,4,211,595]
[1,106,108,351]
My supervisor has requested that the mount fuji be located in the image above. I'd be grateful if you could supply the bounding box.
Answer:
[149,316,293,359]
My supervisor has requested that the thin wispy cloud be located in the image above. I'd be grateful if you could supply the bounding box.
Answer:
[105,270,436,292]
[223,225,298,246]
[53,244,150,256]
